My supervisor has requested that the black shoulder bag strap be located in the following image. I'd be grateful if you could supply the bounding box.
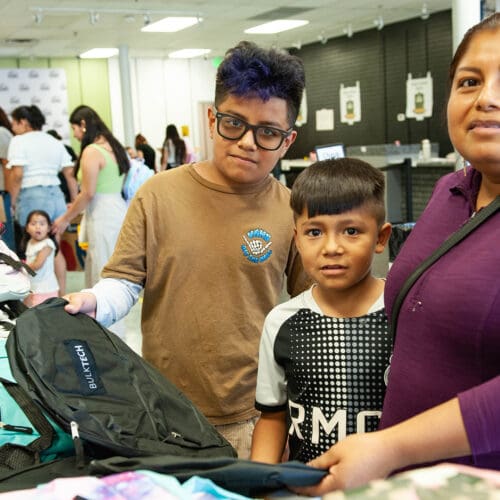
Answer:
[390,196,500,346]
[0,252,36,277]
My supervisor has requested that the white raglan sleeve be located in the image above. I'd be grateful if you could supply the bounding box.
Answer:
[255,308,288,413]
[84,278,142,327]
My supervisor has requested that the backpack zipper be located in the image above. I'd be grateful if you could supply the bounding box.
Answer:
[0,421,33,434]
[71,420,86,469]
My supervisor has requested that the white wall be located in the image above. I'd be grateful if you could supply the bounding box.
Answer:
[108,56,217,163]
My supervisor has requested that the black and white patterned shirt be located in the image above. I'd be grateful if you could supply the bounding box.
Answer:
[255,287,391,463]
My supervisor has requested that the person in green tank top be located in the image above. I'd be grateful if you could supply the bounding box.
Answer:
[52,106,130,291]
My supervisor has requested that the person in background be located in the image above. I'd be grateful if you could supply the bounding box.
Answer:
[62,41,309,458]
[46,129,77,163]
[295,12,500,495]
[0,107,15,251]
[20,209,59,307]
[0,107,13,189]
[52,105,129,292]
[46,129,77,204]
[6,105,77,294]
[251,159,392,464]
[125,146,139,159]
[160,124,187,170]
[0,221,31,329]
[135,133,156,171]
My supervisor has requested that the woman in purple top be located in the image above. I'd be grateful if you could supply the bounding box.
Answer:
[296,12,500,495]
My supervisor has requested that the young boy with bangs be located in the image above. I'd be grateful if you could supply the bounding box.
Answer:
[251,158,392,463]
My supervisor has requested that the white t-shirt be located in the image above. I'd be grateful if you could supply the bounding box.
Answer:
[7,131,73,188]
[25,238,59,293]
[0,126,13,191]
[164,138,176,165]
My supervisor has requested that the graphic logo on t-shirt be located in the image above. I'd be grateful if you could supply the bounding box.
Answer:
[241,228,272,263]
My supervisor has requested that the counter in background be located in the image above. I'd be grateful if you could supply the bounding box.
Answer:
[279,159,312,188]
[280,158,312,171]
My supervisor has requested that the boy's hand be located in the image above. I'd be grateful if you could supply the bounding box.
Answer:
[63,292,97,318]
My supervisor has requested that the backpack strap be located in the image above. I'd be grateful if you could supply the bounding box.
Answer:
[390,196,500,345]
[0,379,55,470]
[0,321,14,333]
[0,301,28,321]
[0,253,36,277]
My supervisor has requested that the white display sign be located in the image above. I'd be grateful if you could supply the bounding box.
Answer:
[406,71,433,121]
[316,108,334,131]
[0,68,70,140]
[340,81,361,125]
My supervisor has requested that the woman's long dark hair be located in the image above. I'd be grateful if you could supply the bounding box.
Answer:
[69,105,129,176]
[165,124,186,165]
[0,106,12,133]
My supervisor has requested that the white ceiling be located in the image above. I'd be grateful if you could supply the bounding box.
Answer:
[0,0,453,59]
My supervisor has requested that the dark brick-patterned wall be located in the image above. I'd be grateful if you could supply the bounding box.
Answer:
[399,165,455,222]
[287,9,453,159]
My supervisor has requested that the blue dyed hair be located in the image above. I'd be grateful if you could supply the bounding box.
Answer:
[290,159,386,226]
[215,41,305,127]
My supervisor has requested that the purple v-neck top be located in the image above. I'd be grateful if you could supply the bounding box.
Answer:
[381,167,500,468]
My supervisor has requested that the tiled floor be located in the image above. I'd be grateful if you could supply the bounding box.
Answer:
[66,271,143,355]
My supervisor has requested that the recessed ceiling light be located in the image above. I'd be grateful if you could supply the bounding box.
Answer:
[79,48,119,59]
[141,16,200,33]
[244,20,309,34]
[168,48,211,59]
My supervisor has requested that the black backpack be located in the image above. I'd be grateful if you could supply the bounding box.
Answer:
[5,298,236,466]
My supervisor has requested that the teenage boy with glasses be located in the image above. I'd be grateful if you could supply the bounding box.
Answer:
[63,41,309,458]
[213,111,293,151]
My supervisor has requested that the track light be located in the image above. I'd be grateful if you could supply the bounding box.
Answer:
[317,31,328,45]
[34,9,43,24]
[28,6,205,33]
[343,23,353,38]
[374,15,384,31]
[292,40,302,50]
[89,11,99,25]
[421,3,430,20]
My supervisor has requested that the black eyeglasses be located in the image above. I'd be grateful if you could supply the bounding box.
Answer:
[215,111,292,151]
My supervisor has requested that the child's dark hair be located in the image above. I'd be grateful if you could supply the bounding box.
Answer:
[214,41,305,127]
[290,158,386,226]
[20,210,59,256]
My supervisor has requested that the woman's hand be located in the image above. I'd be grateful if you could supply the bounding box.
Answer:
[51,214,71,236]
[292,397,470,496]
[291,431,397,496]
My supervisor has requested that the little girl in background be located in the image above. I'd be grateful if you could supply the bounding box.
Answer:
[21,210,59,307]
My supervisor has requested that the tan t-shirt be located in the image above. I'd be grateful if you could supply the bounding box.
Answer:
[102,164,308,424]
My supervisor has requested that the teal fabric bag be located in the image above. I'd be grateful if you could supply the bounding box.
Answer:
[0,339,74,465]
